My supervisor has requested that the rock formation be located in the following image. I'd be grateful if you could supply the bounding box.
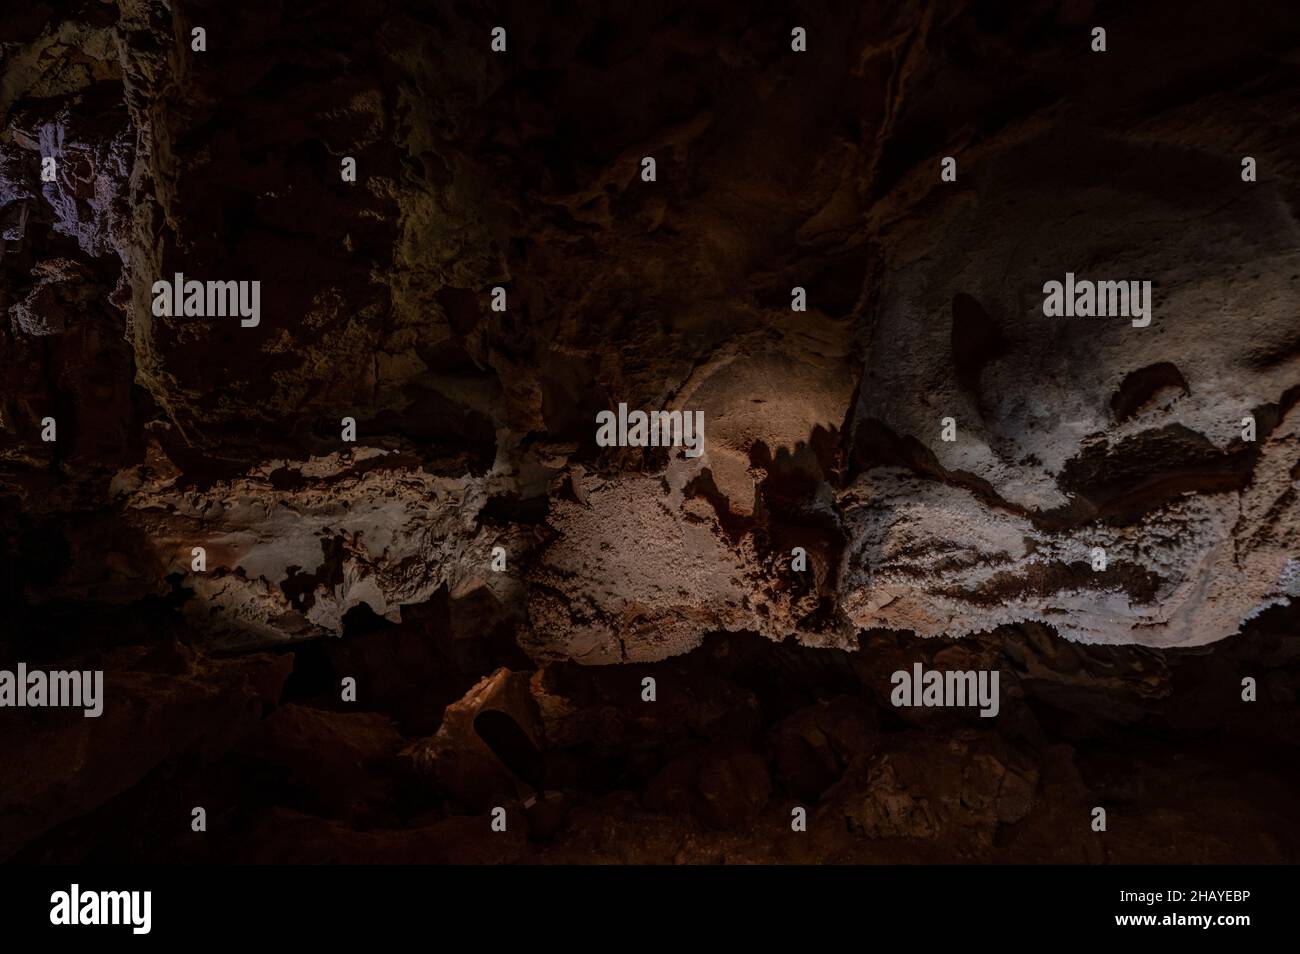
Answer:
[1,0,1297,863]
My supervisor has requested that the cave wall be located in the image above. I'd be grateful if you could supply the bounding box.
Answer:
[1,0,1298,863]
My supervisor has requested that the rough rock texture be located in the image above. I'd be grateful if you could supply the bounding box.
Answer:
[0,643,290,860]
[1,0,1298,863]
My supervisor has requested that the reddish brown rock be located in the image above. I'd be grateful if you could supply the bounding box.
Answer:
[239,704,403,822]
[0,645,290,860]
[768,695,878,801]
[403,668,542,810]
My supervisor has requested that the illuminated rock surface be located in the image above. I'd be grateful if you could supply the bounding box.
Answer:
[1,0,1297,863]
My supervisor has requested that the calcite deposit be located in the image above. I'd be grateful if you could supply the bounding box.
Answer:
[1,0,1297,864]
